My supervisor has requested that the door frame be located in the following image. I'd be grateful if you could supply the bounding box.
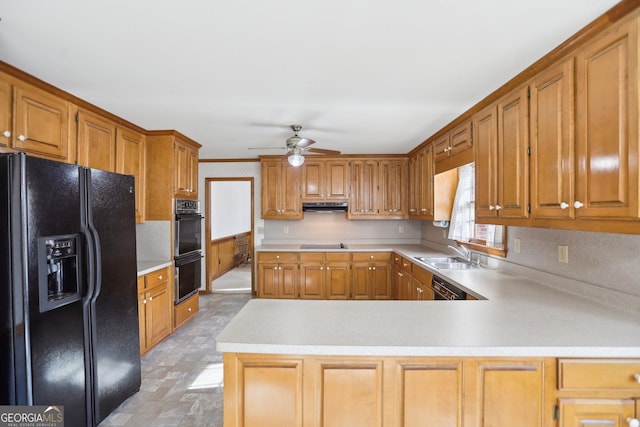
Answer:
[204,177,255,294]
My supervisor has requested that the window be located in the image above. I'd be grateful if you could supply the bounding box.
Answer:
[447,163,506,257]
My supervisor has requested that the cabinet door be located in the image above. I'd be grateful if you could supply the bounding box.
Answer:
[378,159,408,218]
[261,160,281,218]
[76,109,117,171]
[188,146,198,198]
[325,263,350,300]
[325,160,350,200]
[299,263,324,299]
[558,399,636,427]
[281,163,302,218]
[418,146,435,219]
[146,284,172,349]
[116,126,145,223]
[351,264,371,299]
[395,360,463,427]
[474,104,499,219]
[174,141,190,198]
[13,83,70,161]
[530,58,575,219]
[279,263,299,299]
[257,263,278,298]
[302,160,324,200]
[497,86,529,219]
[575,19,640,220]
[350,160,377,217]
[0,75,11,149]
[467,360,545,427]
[371,263,391,299]
[450,120,473,157]
[434,133,451,163]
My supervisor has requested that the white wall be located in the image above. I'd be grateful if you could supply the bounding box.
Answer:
[210,180,252,240]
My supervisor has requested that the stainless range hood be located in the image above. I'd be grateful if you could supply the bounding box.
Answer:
[302,202,348,212]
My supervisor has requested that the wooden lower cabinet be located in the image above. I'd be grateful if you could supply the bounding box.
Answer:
[174,292,199,329]
[352,252,392,300]
[138,267,172,355]
[223,354,557,427]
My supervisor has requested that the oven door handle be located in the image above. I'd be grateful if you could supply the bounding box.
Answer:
[175,213,204,220]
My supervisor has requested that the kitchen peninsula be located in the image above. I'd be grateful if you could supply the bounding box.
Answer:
[217,245,640,427]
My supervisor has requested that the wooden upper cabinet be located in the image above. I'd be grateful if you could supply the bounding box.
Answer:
[497,85,530,219]
[474,104,499,220]
[378,159,408,217]
[349,159,378,217]
[434,119,474,173]
[76,108,117,172]
[13,81,70,162]
[116,126,146,223]
[409,146,434,220]
[174,138,199,199]
[302,159,349,201]
[575,17,640,220]
[261,159,302,219]
[530,58,575,220]
[0,75,11,150]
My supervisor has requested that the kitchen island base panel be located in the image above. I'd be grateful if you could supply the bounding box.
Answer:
[222,353,560,427]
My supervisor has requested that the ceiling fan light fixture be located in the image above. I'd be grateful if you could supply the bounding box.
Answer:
[288,152,304,167]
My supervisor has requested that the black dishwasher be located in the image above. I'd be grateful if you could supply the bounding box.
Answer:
[431,275,467,300]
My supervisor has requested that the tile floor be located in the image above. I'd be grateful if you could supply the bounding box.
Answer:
[99,292,252,427]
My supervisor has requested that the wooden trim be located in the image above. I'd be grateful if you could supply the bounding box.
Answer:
[145,129,202,148]
[199,157,260,163]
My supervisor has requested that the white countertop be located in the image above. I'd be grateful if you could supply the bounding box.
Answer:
[215,244,640,357]
[137,260,172,276]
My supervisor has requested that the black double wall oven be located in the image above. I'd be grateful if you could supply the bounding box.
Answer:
[174,199,203,304]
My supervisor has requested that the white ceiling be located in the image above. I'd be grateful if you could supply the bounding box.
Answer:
[0,0,620,159]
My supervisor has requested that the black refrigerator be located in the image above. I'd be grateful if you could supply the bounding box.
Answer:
[0,153,141,426]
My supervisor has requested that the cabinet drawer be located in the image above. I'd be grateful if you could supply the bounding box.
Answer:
[258,252,298,262]
[299,252,324,262]
[412,264,431,284]
[352,252,391,262]
[558,359,640,391]
[174,293,199,329]
[325,253,351,262]
[145,267,170,288]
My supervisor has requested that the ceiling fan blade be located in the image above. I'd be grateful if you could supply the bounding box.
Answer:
[295,138,316,148]
[306,147,341,155]
[248,147,287,150]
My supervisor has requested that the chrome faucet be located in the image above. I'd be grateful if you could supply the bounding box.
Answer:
[448,244,472,262]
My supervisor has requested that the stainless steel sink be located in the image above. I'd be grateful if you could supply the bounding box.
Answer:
[414,256,479,270]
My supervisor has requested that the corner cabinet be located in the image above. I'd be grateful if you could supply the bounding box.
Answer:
[261,159,303,219]
[146,131,202,220]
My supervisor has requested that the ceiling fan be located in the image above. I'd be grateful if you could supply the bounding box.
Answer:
[250,124,340,166]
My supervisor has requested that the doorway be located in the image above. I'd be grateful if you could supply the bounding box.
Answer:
[205,178,254,294]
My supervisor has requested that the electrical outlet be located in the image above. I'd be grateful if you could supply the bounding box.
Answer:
[514,238,521,253]
[557,245,569,263]
[283,226,289,234]
[399,225,405,233]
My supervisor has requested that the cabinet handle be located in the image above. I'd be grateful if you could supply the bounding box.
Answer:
[18,134,26,141]
[2,130,10,138]
[574,201,584,209]
[559,202,569,209]
[627,418,640,427]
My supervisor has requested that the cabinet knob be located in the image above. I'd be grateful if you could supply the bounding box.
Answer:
[495,205,502,211]
[634,373,640,383]
[627,418,640,427]
[489,205,495,211]
[18,134,26,141]
[188,307,192,312]
[370,255,374,259]
[326,267,330,270]
[276,255,280,259]
[142,299,147,304]
[559,202,569,209]
[398,272,403,277]
[574,201,584,209]
[320,267,324,270]
[148,296,153,301]
[2,130,10,138]
[158,275,163,280]
[372,267,376,271]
